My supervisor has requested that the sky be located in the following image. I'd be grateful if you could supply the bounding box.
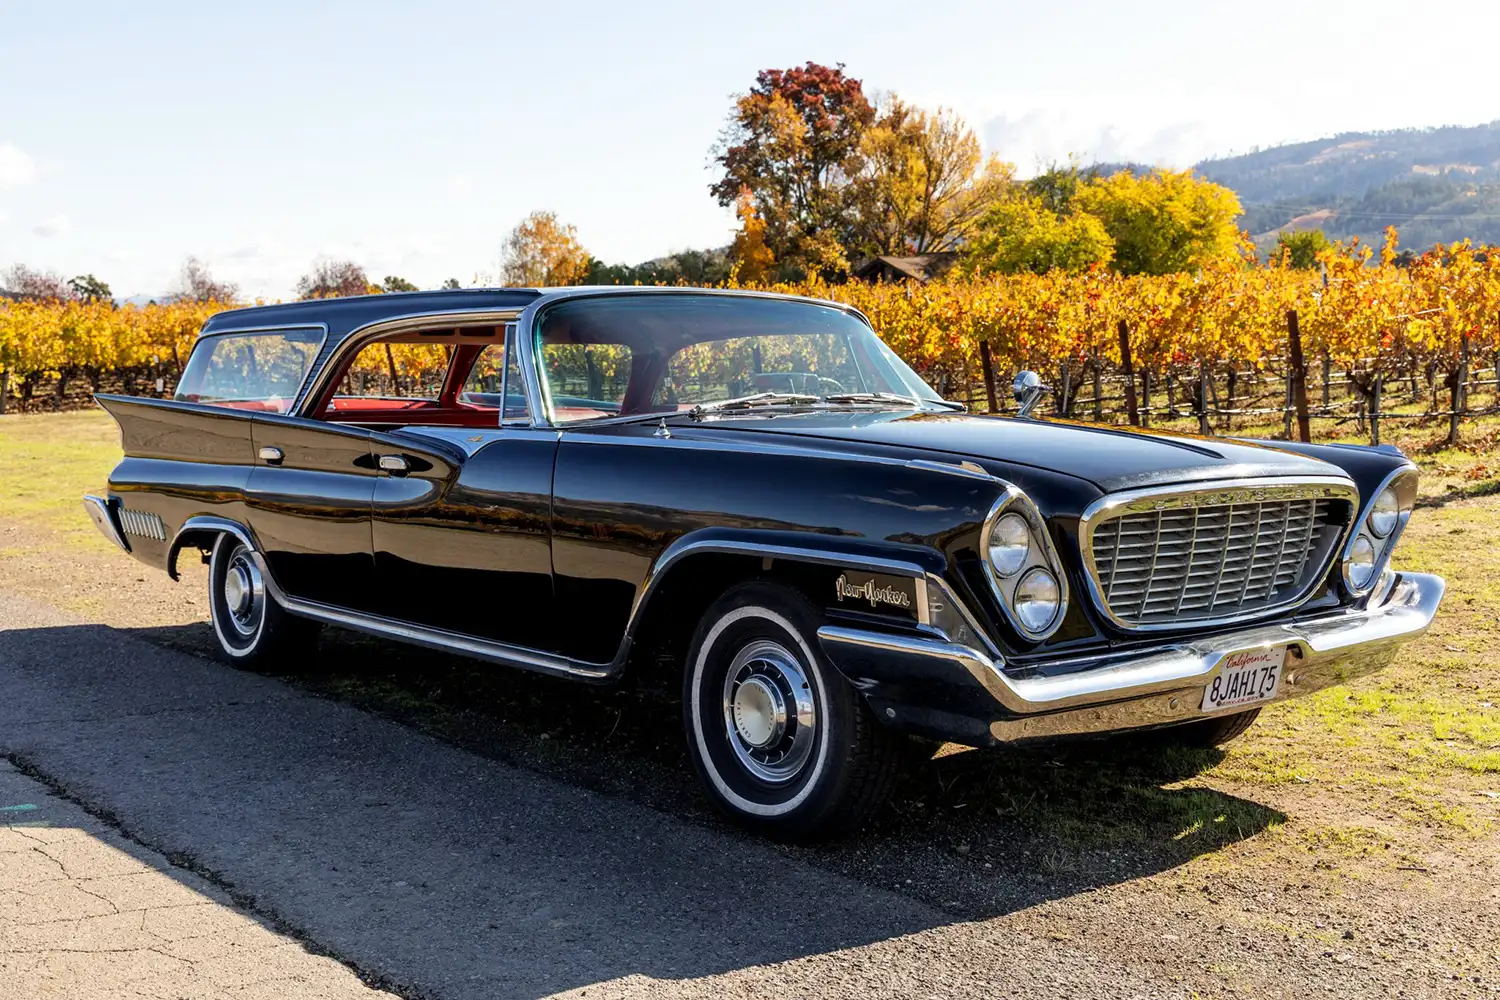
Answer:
[2,0,1498,300]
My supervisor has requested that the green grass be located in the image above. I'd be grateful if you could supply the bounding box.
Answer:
[0,409,122,547]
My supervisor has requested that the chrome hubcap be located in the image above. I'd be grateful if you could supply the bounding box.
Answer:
[731,675,786,748]
[721,639,816,784]
[222,546,264,638]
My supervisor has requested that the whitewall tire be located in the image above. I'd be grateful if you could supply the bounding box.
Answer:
[683,582,899,839]
[207,533,320,668]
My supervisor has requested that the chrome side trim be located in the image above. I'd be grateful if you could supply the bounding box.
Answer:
[1077,476,1359,633]
[1340,465,1419,597]
[819,570,1444,741]
[276,597,614,682]
[167,515,612,681]
[977,485,1070,642]
[82,494,129,553]
[623,536,938,637]
[904,458,996,481]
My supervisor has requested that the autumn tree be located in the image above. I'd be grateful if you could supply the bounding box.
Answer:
[1073,168,1243,275]
[964,195,1114,275]
[1275,229,1332,269]
[296,259,372,299]
[728,189,775,284]
[381,275,419,293]
[712,62,874,278]
[170,257,239,303]
[500,211,591,286]
[1,265,72,301]
[848,99,1010,256]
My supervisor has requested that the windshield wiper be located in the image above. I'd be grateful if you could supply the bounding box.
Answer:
[691,391,822,415]
[818,391,919,407]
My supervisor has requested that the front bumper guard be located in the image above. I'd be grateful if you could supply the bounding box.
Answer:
[819,570,1444,744]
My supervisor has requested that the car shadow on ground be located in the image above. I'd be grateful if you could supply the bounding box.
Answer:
[136,619,1286,920]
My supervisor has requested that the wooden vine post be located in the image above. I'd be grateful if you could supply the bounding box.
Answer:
[1286,309,1312,442]
[1371,376,1382,447]
[979,340,998,414]
[1448,334,1469,445]
[1117,319,1140,426]
[1197,363,1211,435]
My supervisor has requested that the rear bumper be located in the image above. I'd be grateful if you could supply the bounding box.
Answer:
[83,494,130,553]
[818,570,1445,746]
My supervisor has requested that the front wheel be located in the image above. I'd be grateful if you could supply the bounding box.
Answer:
[683,582,899,840]
[207,534,320,667]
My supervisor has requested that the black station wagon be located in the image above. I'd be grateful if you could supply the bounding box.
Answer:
[84,288,1444,837]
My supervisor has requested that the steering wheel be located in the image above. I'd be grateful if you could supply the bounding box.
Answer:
[815,377,847,395]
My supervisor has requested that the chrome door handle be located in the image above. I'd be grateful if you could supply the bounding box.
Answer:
[258,446,284,465]
[378,454,409,474]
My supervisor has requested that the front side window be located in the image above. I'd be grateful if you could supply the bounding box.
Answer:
[535,294,944,424]
[176,328,323,413]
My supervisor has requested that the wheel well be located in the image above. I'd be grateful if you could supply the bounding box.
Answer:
[625,552,831,685]
[167,527,227,580]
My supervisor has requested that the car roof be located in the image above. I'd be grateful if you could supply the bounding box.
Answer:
[196,287,865,412]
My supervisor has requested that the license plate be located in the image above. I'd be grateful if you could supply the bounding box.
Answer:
[1202,646,1285,711]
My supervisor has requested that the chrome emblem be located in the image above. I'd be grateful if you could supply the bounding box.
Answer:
[834,574,913,609]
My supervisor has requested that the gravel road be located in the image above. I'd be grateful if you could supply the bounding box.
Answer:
[0,585,1492,999]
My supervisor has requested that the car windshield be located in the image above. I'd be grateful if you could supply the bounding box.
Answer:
[535,294,947,424]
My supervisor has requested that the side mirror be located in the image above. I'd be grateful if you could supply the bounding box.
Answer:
[1012,370,1049,419]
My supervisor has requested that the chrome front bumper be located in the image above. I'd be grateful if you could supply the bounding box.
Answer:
[819,570,1444,745]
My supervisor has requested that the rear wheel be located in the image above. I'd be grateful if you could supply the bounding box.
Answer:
[1161,708,1261,748]
[207,534,320,667]
[683,582,899,839]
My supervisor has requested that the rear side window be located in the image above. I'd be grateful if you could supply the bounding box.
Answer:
[176,328,324,413]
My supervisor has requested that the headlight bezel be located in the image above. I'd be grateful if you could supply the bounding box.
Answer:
[1341,467,1418,598]
[979,486,1070,642]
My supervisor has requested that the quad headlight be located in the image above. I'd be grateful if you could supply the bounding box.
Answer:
[1367,486,1399,538]
[980,488,1068,641]
[1342,471,1417,597]
[1014,567,1062,632]
[987,512,1032,578]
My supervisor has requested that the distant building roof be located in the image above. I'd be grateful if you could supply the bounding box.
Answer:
[850,253,961,283]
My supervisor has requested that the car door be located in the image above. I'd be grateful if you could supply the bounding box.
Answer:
[367,425,558,647]
[244,412,379,611]
[366,330,559,647]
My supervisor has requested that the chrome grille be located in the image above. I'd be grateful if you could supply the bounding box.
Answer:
[1084,483,1354,629]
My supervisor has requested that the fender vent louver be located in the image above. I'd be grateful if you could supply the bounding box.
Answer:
[119,508,167,542]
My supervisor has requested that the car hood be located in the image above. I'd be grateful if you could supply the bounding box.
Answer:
[688,410,1344,493]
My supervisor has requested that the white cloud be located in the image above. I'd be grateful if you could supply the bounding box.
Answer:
[0,143,38,189]
[32,214,70,238]
[982,109,1244,176]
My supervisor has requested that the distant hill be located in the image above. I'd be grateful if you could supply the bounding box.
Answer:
[1192,121,1500,251]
